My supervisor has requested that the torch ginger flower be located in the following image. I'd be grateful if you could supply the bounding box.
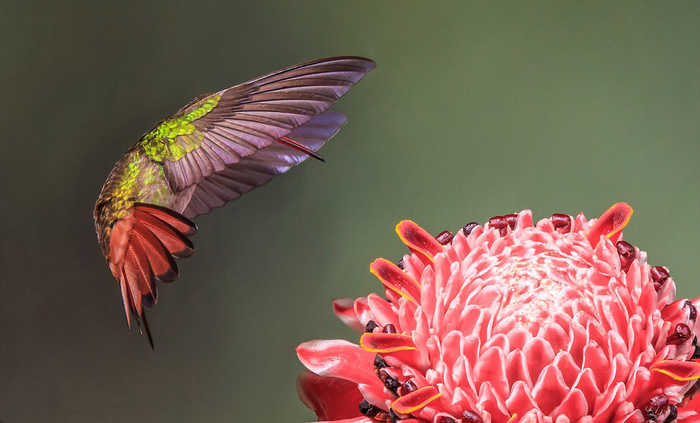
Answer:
[296,203,700,422]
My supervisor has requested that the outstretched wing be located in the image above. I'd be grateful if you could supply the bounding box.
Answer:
[139,56,375,200]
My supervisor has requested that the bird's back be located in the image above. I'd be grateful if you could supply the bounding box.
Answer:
[93,147,174,257]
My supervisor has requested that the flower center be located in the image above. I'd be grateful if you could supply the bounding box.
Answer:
[492,250,590,331]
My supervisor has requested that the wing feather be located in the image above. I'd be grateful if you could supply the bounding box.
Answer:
[141,56,373,193]
[182,110,347,218]
[199,140,226,172]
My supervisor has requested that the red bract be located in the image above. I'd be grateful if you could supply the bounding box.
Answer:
[297,203,700,422]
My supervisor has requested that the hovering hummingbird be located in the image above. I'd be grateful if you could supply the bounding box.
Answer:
[93,56,375,346]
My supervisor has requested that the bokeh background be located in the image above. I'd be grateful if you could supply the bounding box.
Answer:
[2,1,700,421]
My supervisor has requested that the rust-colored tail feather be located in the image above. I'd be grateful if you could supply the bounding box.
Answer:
[133,203,197,235]
[108,203,197,347]
[127,240,155,297]
[133,209,193,258]
[132,224,178,282]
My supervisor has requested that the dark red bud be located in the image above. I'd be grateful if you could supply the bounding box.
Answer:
[643,395,669,421]
[374,354,389,369]
[435,230,454,245]
[488,216,507,229]
[383,324,397,334]
[615,241,635,272]
[551,213,572,233]
[359,400,380,417]
[505,213,518,230]
[462,410,483,423]
[651,266,670,291]
[651,266,670,283]
[379,370,400,392]
[396,258,405,269]
[686,300,697,321]
[462,222,479,237]
[489,216,508,236]
[667,323,692,345]
[649,395,669,408]
[398,379,417,396]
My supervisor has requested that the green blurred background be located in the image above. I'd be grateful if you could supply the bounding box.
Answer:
[2,1,700,421]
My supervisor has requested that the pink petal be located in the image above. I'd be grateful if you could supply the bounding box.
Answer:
[395,220,443,263]
[582,341,609,391]
[370,258,421,304]
[333,298,364,332]
[477,382,509,421]
[297,371,363,420]
[367,293,399,327]
[523,337,555,383]
[551,388,588,421]
[360,333,416,353]
[505,381,538,418]
[585,202,633,247]
[572,368,600,412]
[552,351,580,388]
[679,392,700,422]
[473,346,509,399]
[531,365,569,415]
[506,350,533,388]
[357,383,392,411]
[392,385,441,415]
[592,382,626,422]
[297,340,378,386]
[651,360,700,383]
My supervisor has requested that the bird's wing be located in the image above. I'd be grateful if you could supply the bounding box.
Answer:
[138,56,375,194]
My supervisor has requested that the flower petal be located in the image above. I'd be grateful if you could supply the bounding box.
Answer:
[551,388,588,421]
[370,258,421,304]
[297,371,363,420]
[680,391,700,422]
[651,360,700,382]
[532,365,569,415]
[506,381,538,419]
[333,298,364,332]
[473,346,509,399]
[395,220,443,263]
[392,385,442,414]
[586,202,634,247]
[297,340,378,385]
[360,333,416,353]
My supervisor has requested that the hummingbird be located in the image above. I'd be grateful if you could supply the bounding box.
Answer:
[93,56,375,347]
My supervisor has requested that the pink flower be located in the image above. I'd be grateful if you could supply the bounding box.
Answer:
[297,203,700,422]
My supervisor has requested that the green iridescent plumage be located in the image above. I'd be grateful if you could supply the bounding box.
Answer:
[140,95,221,162]
[94,149,173,252]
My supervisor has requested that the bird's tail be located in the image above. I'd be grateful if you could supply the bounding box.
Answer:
[108,203,197,346]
